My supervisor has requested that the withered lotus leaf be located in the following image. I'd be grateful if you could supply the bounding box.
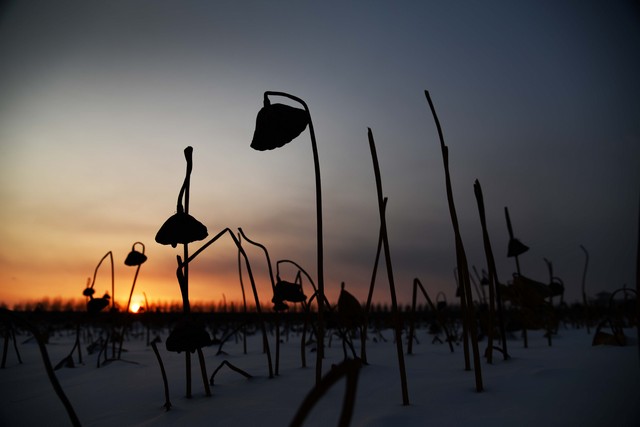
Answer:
[337,283,365,329]
[272,279,307,304]
[87,297,109,314]
[166,319,211,353]
[251,103,309,151]
[155,212,208,248]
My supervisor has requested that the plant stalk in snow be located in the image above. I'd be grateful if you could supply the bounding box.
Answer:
[424,90,483,391]
[367,127,410,405]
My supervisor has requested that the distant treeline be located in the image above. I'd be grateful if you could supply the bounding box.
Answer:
[2,297,434,314]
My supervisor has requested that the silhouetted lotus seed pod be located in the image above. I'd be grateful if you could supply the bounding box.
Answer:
[83,287,95,297]
[155,211,208,248]
[124,249,147,266]
[87,295,110,314]
[165,319,211,353]
[250,102,309,151]
[272,277,307,304]
[507,238,529,258]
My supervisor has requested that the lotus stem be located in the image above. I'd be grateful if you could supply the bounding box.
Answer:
[361,197,386,363]
[425,90,483,392]
[1,309,81,426]
[150,340,172,411]
[264,91,325,385]
[580,244,590,334]
[184,227,273,378]
[237,228,280,374]
[409,278,455,354]
[367,127,410,405]
[474,180,506,362]
[236,233,248,354]
[289,359,362,427]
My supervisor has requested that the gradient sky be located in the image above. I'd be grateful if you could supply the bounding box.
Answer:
[1,1,639,310]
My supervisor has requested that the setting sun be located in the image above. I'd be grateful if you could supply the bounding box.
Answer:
[129,303,141,314]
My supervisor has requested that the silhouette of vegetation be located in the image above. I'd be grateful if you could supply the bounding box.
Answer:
[1,308,81,427]
[424,90,483,392]
[473,180,507,362]
[4,88,638,426]
[289,358,362,427]
[367,127,410,404]
[252,91,326,385]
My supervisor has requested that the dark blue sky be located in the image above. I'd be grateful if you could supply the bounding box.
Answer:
[1,1,639,306]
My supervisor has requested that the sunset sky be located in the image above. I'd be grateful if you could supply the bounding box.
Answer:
[1,1,639,311]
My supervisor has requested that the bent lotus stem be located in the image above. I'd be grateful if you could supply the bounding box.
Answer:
[90,251,115,310]
[275,259,316,368]
[261,91,325,384]
[184,227,273,378]
[237,228,281,374]
[474,180,507,361]
[119,242,147,359]
[236,233,248,354]
[424,90,483,392]
[368,127,410,404]
[124,242,146,313]
[409,278,455,354]
[361,197,386,364]
[276,259,322,300]
[1,309,81,427]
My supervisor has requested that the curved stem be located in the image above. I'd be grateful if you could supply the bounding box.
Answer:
[265,90,324,384]
[89,251,115,310]
[277,259,317,294]
[424,90,483,391]
[183,227,273,378]
[237,233,248,354]
[238,228,276,291]
[1,309,81,426]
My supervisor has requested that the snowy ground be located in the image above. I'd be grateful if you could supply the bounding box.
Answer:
[1,323,638,426]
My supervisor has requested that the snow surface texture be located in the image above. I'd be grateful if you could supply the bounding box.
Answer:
[1,325,638,426]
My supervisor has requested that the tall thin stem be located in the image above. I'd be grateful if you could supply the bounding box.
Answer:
[424,90,483,392]
[367,127,410,405]
[264,91,325,384]
[474,180,507,361]
[580,244,590,334]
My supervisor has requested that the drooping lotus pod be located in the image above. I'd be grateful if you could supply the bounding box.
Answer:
[124,243,147,266]
[272,277,307,304]
[155,211,208,248]
[165,318,212,353]
[507,238,529,258]
[87,294,110,314]
[250,102,309,151]
[82,287,95,297]
[337,282,365,330]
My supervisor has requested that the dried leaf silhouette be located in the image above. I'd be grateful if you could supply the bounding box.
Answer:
[337,282,364,330]
[507,238,529,258]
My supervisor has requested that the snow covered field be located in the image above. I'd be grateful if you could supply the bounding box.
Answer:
[1,322,638,426]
